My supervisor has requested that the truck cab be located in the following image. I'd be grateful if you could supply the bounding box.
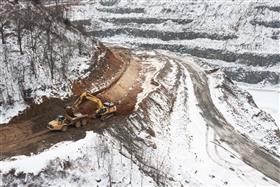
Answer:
[47,115,68,131]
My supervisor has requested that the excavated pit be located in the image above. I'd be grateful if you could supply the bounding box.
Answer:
[0,47,142,159]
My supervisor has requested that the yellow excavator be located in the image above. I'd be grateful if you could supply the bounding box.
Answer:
[47,92,117,131]
[70,92,117,119]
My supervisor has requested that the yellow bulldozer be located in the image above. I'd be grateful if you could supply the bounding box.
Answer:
[47,92,117,131]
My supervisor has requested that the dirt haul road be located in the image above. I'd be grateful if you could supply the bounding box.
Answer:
[0,47,142,159]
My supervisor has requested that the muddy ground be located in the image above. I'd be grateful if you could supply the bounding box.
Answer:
[0,47,142,159]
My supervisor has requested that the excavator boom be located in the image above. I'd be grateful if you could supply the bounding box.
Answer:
[73,92,104,108]
[68,92,116,117]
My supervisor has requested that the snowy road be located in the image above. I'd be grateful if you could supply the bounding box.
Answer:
[161,52,280,183]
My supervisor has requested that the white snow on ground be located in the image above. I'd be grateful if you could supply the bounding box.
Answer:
[135,52,279,186]
[0,102,27,124]
[0,132,154,186]
[135,51,164,110]
[237,82,280,127]
[209,71,280,156]
[174,53,279,185]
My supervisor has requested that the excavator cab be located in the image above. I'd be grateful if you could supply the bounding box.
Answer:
[104,101,114,107]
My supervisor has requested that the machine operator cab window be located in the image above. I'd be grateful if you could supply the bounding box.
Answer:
[56,115,65,122]
[104,101,114,107]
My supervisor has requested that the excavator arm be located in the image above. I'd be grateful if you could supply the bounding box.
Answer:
[85,94,106,110]
[68,92,115,117]
[72,92,105,109]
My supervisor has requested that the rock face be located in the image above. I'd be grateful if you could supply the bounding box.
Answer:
[69,0,280,84]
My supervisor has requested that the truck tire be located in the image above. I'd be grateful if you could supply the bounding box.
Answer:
[62,126,68,132]
[82,119,87,126]
[75,121,81,128]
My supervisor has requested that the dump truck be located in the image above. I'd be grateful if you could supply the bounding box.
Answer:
[47,113,88,132]
[47,92,117,131]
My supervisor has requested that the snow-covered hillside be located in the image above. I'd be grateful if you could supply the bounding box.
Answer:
[68,0,280,85]
[0,1,97,123]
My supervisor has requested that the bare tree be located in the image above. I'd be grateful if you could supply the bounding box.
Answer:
[0,16,8,44]
[44,16,55,79]
[14,9,25,55]
[3,44,8,65]
[0,3,12,44]
[59,44,73,80]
